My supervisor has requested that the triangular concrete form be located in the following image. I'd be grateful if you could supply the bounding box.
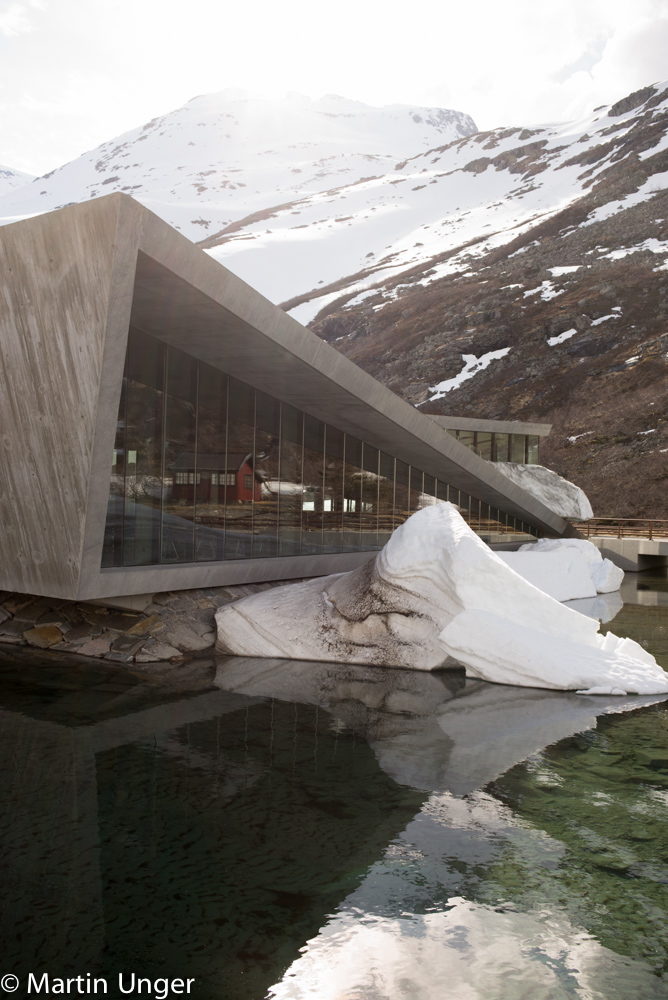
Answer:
[0,194,569,600]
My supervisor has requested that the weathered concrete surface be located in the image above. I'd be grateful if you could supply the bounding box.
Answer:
[0,197,129,597]
[430,415,551,436]
[589,536,668,572]
[1,194,571,602]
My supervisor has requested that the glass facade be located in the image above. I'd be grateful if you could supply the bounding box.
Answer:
[447,428,542,465]
[102,330,537,569]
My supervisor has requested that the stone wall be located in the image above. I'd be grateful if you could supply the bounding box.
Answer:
[0,580,312,665]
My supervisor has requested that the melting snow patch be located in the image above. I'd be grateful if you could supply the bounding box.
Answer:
[638,428,656,435]
[601,238,668,260]
[427,348,510,400]
[548,328,577,346]
[568,431,593,443]
[590,313,621,327]
[524,280,564,301]
[549,266,580,276]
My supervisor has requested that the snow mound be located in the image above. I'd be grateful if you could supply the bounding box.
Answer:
[498,537,623,601]
[215,504,667,694]
[492,463,593,520]
[520,537,624,593]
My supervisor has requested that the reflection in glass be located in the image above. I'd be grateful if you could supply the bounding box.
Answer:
[162,346,197,564]
[302,415,325,554]
[123,331,165,567]
[476,432,492,461]
[343,435,363,552]
[278,404,303,557]
[493,433,509,463]
[225,378,255,560]
[254,391,280,558]
[527,435,540,464]
[361,444,379,549]
[378,453,395,547]
[324,427,344,554]
[101,330,539,568]
[409,467,423,516]
[511,434,526,464]
[194,364,227,562]
[395,460,410,528]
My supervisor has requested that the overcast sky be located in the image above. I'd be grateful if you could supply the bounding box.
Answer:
[2,0,668,176]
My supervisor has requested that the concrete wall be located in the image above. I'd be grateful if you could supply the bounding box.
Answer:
[0,197,133,597]
[589,536,668,572]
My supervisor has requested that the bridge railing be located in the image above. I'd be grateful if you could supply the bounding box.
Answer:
[571,518,668,541]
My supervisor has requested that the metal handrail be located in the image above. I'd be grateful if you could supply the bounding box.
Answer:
[571,518,668,541]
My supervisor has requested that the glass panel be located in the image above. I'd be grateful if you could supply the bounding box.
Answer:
[361,443,379,549]
[458,491,471,527]
[493,433,509,463]
[511,434,526,464]
[324,426,344,554]
[194,363,227,562]
[458,430,475,452]
[101,371,127,568]
[162,345,197,563]
[342,435,363,551]
[302,414,325,554]
[253,391,280,558]
[378,453,395,546]
[423,474,436,507]
[476,432,492,461]
[278,403,303,557]
[123,331,165,567]
[437,480,451,505]
[394,459,411,528]
[527,435,540,464]
[225,378,255,560]
[409,467,423,515]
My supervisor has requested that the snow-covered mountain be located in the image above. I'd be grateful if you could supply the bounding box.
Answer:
[0,164,35,197]
[0,90,475,247]
[200,83,668,321]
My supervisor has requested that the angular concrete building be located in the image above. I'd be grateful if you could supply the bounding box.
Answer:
[0,194,572,602]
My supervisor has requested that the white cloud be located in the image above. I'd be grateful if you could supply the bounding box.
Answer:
[1,0,668,174]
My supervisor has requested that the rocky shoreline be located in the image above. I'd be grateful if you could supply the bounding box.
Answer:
[0,579,311,665]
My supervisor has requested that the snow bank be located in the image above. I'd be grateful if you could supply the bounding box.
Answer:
[215,504,667,694]
[523,537,623,592]
[497,537,624,601]
[496,548,596,601]
[491,462,594,520]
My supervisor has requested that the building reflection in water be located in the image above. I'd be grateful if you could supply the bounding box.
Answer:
[0,649,665,998]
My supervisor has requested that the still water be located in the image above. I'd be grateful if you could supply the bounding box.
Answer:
[1,575,668,999]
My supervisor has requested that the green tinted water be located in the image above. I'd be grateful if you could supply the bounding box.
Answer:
[0,587,668,999]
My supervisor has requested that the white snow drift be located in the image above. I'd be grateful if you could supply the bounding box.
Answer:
[497,537,623,602]
[215,504,667,695]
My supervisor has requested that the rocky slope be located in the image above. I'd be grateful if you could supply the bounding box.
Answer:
[306,84,668,519]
